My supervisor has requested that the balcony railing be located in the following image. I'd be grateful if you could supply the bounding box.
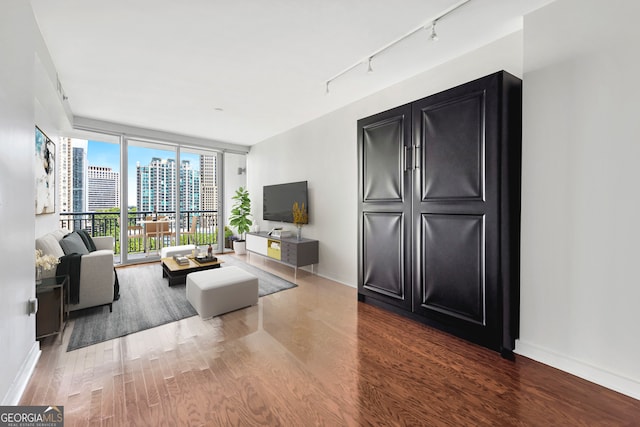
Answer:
[59,210,220,259]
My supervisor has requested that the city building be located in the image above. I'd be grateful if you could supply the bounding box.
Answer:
[136,157,205,215]
[87,166,120,211]
[199,154,218,228]
[59,138,88,213]
[72,142,87,212]
[180,159,200,212]
[58,137,73,213]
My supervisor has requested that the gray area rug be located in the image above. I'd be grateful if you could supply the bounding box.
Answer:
[67,257,296,351]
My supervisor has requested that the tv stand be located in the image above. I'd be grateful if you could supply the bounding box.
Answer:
[245,232,319,280]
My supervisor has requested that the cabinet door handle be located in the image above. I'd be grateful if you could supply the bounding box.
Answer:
[414,146,421,170]
[404,146,411,172]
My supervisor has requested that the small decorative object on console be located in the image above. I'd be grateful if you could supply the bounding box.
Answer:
[173,255,189,265]
[271,229,291,238]
[195,254,217,264]
[292,201,308,240]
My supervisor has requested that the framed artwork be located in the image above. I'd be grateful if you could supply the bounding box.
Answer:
[35,126,55,214]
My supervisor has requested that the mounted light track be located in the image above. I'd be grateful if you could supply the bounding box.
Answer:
[324,0,471,94]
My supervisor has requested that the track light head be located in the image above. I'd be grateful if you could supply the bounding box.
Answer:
[429,20,439,41]
[366,57,374,73]
[325,81,330,95]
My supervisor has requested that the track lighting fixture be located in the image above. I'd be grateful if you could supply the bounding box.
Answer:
[324,0,471,95]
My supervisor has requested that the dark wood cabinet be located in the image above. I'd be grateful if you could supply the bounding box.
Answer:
[357,71,521,355]
[357,104,413,311]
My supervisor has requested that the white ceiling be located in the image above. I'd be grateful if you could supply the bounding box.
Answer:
[30,0,554,146]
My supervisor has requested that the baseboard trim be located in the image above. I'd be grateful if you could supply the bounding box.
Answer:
[314,272,355,289]
[515,339,640,400]
[1,341,41,405]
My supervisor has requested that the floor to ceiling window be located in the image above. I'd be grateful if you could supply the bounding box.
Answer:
[58,136,122,257]
[58,132,241,265]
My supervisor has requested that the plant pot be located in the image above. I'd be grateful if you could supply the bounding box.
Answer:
[233,240,247,255]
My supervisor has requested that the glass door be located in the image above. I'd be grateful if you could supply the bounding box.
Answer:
[124,140,177,262]
[177,147,222,253]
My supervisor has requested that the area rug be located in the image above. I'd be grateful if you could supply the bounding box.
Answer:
[67,258,296,351]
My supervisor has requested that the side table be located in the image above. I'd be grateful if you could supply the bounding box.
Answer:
[36,275,69,340]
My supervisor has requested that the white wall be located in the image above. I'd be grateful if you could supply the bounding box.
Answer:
[0,2,40,405]
[248,32,523,286]
[518,0,640,399]
[0,2,70,404]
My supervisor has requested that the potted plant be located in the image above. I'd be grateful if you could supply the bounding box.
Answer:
[229,187,252,254]
[224,226,234,249]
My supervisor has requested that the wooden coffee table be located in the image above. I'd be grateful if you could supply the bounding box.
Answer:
[161,257,223,286]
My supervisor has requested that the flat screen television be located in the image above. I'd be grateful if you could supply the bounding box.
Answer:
[263,181,308,223]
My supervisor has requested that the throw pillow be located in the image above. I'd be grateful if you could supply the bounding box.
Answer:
[59,232,90,255]
[36,234,65,260]
[77,229,97,252]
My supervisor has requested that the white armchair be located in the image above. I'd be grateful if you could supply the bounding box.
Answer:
[36,229,115,312]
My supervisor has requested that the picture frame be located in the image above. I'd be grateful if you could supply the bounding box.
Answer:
[35,126,56,214]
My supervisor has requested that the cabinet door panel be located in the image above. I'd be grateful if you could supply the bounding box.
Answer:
[419,91,485,201]
[362,116,406,202]
[412,73,501,350]
[417,214,485,324]
[362,212,407,302]
[358,104,412,310]
[246,233,267,255]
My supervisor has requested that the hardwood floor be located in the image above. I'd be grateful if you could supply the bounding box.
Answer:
[22,254,639,426]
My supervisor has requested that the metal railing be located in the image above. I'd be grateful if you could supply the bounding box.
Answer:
[59,210,219,256]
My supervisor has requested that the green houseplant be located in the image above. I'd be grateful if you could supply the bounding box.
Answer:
[229,187,252,254]
[224,226,235,249]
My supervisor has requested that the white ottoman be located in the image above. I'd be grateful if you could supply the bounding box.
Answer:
[186,266,259,319]
[160,244,196,258]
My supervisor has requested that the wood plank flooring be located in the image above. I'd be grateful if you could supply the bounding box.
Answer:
[22,254,640,426]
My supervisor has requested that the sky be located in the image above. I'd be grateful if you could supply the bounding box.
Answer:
[87,140,200,205]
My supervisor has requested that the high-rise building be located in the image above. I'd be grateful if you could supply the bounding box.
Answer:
[72,142,88,212]
[59,139,89,213]
[180,160,200,212]
[59,137,73,213]
[137,157,175,213]
[200,154,217,212]
[88,166,120,211]
[137,157,202,214]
